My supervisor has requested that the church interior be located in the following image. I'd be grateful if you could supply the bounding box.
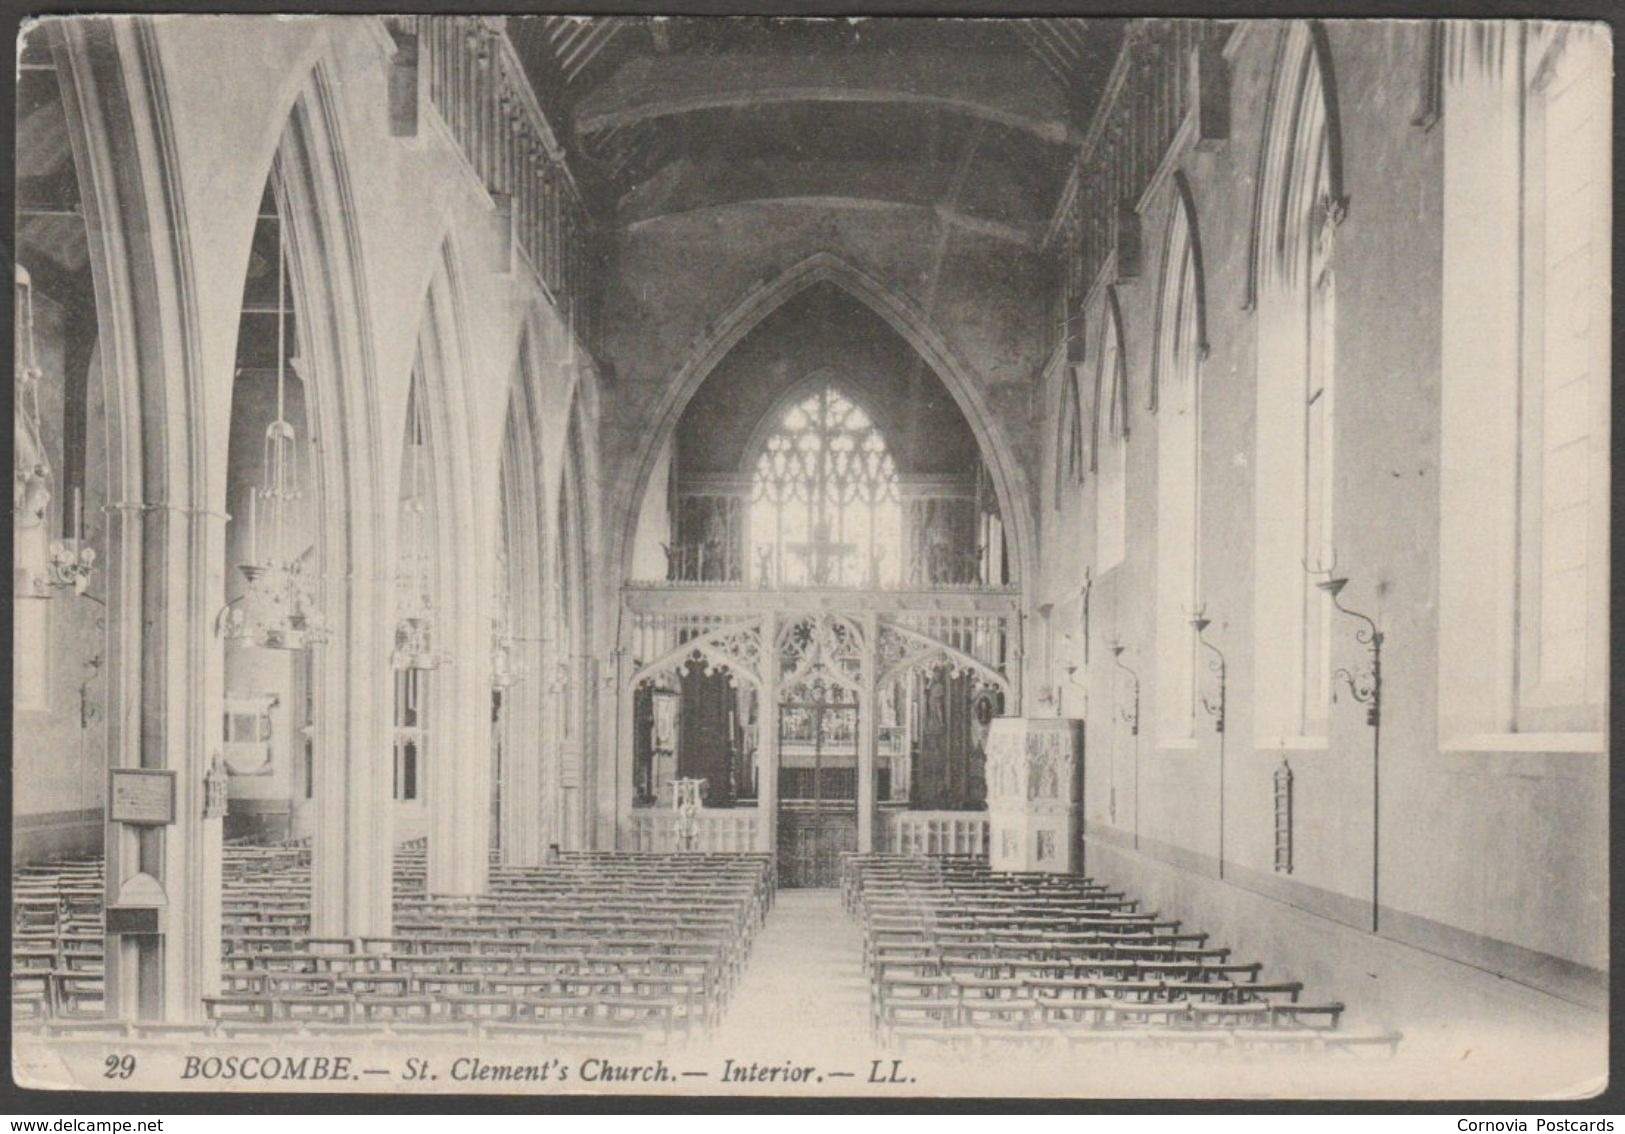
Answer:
[10,16,1609,1097]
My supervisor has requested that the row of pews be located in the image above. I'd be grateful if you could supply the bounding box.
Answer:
[15,841,774,1045]
[12,856,105,1021]
[843,853,1402,1056]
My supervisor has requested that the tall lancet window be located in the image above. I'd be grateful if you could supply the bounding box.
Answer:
[749,385,901,588]
[1093,295,1128,573]
[1253,22,1340,743]
[1439,23,1608,742]
[1516,26,1609,725]
[1155,190,1204,743]
[1055,364,1085,510]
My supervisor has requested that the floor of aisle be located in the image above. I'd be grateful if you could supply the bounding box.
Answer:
[707,888,870,1061]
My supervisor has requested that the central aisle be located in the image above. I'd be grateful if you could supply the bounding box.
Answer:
[709,888,870,1057]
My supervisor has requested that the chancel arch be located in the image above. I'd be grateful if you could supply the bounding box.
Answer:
[620,278,1019,877]
[614,251,1034,596]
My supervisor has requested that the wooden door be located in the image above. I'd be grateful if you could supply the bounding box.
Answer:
[778,806,857,888]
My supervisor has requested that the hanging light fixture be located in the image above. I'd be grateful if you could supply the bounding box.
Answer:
[14,265,96,600]
[223,212,328,651]
[392,378,449,670]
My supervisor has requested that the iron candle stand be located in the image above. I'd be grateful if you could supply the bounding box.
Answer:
[1315,570,1384,932]
[1191,611,1227,877]
[1109,639,1140,736]
[1110,639,1140,846]
[1190,613,1226,734]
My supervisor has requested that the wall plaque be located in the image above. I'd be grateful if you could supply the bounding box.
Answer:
[109,768,176,826]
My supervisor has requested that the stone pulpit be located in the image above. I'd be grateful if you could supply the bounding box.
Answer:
[985,717,1083,873]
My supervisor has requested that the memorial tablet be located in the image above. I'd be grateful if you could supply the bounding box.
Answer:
[108,768,176,825]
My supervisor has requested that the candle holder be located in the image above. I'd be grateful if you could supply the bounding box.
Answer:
[222,556,330,650]
[1308,552,1384,931]
[1190,604,1229,876]
[224,215,327,650]
[1189,608,1226,734]
[1109,637,1139,736]
[673,777,705,851]
[1312,569,1382,728]
[47,536,97,594]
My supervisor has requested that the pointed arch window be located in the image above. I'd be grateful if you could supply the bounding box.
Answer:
[1155,188,1205,742]
[1252,21,1342,743]
[749,385,901,587]
[1054,364,1085,510]
[1092,292,1129,573]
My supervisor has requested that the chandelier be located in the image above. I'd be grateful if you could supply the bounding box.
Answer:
[392,380,449,670]
[14,265,96,600]
[222,216,328,651]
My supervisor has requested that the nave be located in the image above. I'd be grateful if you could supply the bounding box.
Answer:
[10,13,1609,1099]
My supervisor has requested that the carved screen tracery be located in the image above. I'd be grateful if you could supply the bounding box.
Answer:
[631,617,765,691]
[777,612,866,691]
[876,619,1009,696]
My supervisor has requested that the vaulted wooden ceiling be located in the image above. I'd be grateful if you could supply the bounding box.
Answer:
[509,17,1125,244]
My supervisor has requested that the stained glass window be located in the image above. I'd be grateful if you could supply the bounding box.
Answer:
[750,387,901,587]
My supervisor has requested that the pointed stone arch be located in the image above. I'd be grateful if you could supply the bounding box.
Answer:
[493,338,550,865]
[1245,20,1347,310]
[550,396,599,849]
[1149,171,1210,413]
[615,252,1033,594]
[399,238,491,895]
[268,59,394,937]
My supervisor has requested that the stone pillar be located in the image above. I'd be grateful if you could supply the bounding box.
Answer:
[312,567,394,938]
[427,585,493,894]
[612,646,634,851]
[498,635,546,866]
[857,611,877,852]
[104,503,224,1022]
[51,18,229,1021]
[757,610,780,854]
[985,717,1083,874]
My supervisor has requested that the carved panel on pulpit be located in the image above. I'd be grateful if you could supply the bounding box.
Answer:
[986,717,1082,873]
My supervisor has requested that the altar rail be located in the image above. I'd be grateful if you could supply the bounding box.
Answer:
[627,807,761,853]
[883,811,989,857]
[389,15,594,349]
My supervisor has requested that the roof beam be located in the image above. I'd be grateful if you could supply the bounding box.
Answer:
[576,53,1075,146]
